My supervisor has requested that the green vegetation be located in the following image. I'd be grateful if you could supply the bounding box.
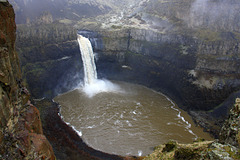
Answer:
[162,141,177,152]
[194,29,222,42]
[126,50,144,57]
[22,63,44,79]
[111,25,122,29]
[21,59,60,97]
[75,20,102,31]
[174,147,200,160]
[233,32,240,40]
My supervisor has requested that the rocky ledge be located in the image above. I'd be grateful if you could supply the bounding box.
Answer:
[144,140,240,160]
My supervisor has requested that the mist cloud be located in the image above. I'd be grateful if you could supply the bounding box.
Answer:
[187,0,240,31]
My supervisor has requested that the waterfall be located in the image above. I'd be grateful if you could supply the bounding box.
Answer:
[77,34,97,85]
[77,34,121,97]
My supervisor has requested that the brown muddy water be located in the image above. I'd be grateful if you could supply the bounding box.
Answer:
[54,81,212,156]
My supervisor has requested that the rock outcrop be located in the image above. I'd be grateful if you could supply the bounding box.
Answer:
[0,1,55,159]
[219,98,240,147]
[144,140,240,160]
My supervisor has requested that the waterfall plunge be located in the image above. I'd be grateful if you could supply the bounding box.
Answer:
[77,35,97,85]
[77,34,121,97]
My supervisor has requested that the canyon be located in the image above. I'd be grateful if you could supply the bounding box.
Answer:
[15,0,240,136]
[1,0,240,159]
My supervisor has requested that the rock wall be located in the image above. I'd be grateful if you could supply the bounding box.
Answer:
[0,2,55,159]
[90,28,240,112]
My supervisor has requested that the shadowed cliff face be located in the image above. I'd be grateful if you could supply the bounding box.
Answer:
[16,23,82,98]
[0,2,55,159]
[76,28,240,111]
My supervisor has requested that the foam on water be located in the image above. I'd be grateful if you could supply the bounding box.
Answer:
[81,79,122,98]
[138,150,143,156]
[144,91,198,139]
[142,87,198,138]
[165,96,198,139]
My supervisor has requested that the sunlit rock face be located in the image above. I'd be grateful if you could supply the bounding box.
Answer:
[0,2,55,159]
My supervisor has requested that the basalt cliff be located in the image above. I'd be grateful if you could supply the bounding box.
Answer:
[0,2,55,159]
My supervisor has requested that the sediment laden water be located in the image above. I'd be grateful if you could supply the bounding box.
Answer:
[54,81,212,156]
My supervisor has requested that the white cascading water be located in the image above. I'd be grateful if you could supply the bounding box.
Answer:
[77,34,97,85]
[77,34,121,97]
